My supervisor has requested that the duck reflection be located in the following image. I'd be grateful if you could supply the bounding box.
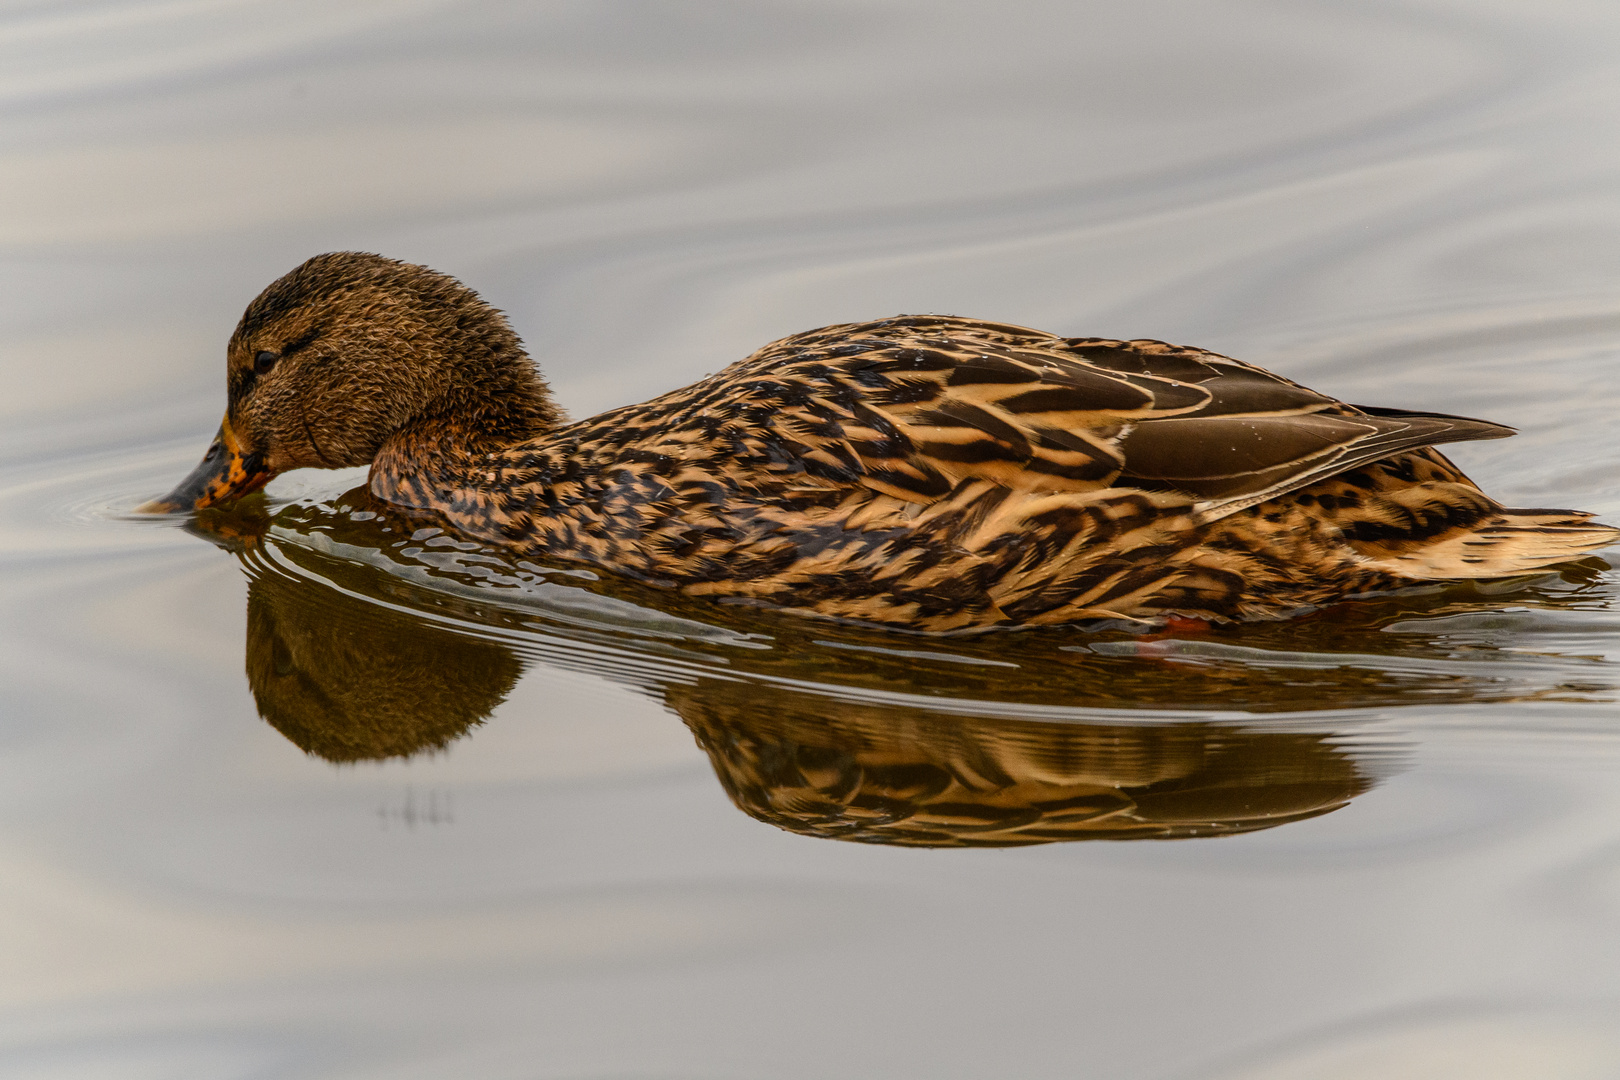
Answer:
[675,683,1369,845]
[187,491,1620,843]
[184,495,1401,846]
[246,563,521,762]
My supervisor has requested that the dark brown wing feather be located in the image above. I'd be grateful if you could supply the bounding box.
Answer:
[1118,410,1514,517]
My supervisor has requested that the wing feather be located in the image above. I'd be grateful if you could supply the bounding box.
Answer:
[719,318,1516,513]
[1120,411,1514,517]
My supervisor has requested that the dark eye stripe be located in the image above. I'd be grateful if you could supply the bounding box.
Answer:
[248,326,321,379]
[281,326,321,356]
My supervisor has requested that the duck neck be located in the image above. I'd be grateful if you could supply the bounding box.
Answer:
[369,315,565,508]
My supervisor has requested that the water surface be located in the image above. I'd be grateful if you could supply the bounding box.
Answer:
[4,2,1620,1077]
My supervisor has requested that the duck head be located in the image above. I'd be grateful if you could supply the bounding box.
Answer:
[141,252,564,512]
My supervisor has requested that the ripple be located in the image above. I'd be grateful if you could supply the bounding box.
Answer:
[0,0,454,105]
[1198,1007,1620,1080]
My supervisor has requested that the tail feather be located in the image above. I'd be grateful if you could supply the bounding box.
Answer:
[1354,508,1620,579]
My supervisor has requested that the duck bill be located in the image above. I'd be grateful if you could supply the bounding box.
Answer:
[137,417,275,513]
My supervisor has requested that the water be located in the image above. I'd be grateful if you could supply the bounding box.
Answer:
[5,1,1620,1076]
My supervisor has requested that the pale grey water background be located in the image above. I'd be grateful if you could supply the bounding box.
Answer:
[5,2,1620,1077]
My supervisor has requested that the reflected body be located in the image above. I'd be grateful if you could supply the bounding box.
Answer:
[190,498,1619,847]
[147,253,1617,631]
[678,684,1370,845]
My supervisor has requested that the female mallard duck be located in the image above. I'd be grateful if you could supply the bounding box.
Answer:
[145,252,1619,631]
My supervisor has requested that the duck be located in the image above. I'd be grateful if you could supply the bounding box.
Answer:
[142,251,1620,632]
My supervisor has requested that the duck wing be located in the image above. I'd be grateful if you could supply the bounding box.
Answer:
[747,318,1512,516]
[1113,402,1515,520]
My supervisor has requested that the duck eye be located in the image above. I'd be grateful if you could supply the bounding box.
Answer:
[254,350,279,375]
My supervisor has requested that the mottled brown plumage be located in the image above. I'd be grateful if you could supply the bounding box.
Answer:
[147,252,1619,631]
